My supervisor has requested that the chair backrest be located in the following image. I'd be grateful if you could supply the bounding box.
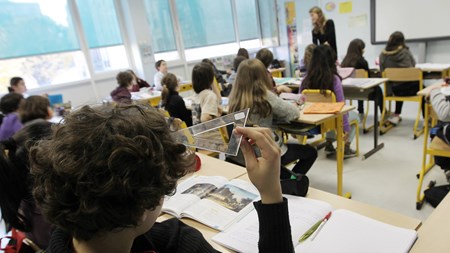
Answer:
[301,89,336,103]
[383,68,423,82]
[179,83,193,92]
[354,69,369,78]
[149,97,161,107]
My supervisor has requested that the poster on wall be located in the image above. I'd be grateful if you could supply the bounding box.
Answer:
[285,1,298,74]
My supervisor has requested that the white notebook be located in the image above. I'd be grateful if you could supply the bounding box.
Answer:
[213,195,417,253]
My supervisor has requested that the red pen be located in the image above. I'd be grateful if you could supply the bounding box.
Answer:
[310,211,332,241]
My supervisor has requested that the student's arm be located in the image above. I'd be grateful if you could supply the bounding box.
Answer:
[268,92,300,122]
[236,127,294,253]
[312,31,319,45]
[430,88,450,122]
[333,77,351,133]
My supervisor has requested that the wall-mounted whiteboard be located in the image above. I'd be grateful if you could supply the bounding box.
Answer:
[371,0,450,44]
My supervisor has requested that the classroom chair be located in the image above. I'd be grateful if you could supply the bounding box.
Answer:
[416,103,450,210]
[149,96,162,107]
[279,89,359,156]
[381,68,424,139]
[349,69,375,133]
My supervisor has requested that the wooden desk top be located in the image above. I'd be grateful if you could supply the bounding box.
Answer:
[296,104,355,125]
[342,78,389,90]
[194,153,247,180]
[416,63,450,72]
[410,194,450,252]
[417,80,445,96]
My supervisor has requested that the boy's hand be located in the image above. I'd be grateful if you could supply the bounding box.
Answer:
[235,127,282,204]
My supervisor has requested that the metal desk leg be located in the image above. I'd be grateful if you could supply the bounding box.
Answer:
[336,114,351,198]
[363,87,385,159]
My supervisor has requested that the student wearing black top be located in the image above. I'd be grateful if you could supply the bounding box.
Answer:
[310,6,337,59]
[31,105,294,253]
[161,73,192,127]
[341,39,384,115]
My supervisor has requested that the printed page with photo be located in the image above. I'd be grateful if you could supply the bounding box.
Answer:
[181,179,259,231]
[162,176,229,218]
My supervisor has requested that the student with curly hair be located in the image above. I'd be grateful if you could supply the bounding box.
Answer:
[111,71,136,104]
[31,105,295,253]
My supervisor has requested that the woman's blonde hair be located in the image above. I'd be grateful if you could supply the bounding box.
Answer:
[228,59,272,119]
[309,6,326,34]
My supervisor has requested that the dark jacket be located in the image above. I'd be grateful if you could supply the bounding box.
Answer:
[45,199,293,253]
[312,19,337,56]
[379,46,416,72]
[341,55,369,72]
[111,87,132,104]
[164,91,192,127]
[131,78,151,92]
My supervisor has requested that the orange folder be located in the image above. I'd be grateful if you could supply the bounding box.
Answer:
[303,102,345,114]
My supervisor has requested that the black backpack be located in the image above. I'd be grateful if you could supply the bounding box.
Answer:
[424,184,450,207]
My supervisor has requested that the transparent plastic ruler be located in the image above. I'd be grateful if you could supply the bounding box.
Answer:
[171,108,249,156]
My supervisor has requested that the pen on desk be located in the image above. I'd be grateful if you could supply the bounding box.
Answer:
[298,211,332,243]
[310,211,332,241]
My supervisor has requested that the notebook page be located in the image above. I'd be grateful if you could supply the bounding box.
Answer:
[212,195,333,253]
[295,209,418,253]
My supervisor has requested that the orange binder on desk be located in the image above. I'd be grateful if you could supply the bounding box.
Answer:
[303,102,345,114]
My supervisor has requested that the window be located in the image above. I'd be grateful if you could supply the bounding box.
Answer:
[76,0,128,72]
[144,0,177,54]
[257,0,279,46]
[0,0,89,91]
[175,0,236,49]
[235,0,259,41]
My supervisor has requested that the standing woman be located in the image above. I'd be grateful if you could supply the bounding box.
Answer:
[310,6,337,58]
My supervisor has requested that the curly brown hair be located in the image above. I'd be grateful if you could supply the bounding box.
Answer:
[30,105,194,241]
[116,71,134,88]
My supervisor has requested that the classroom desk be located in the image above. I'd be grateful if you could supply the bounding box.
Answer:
[160,156,421,253]
[269,67,286,78]
[294,104,355,197]
[410,193,450,253]
[416,63,450,80]
[342,78,388,159]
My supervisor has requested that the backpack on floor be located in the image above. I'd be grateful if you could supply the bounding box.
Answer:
[424,184,450,208]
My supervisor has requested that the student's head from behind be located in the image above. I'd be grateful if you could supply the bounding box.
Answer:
[127,69,138,79]
[303,44,317,70]
[301,45,339,94]
[9,77,27,94]
[192,62,214,94]
[30,105,194,241]
[19,95,52,124]
[386,31,406,51]
[228,59,272,118]
[155,60,167,73]
[309,6,326,29]
[237,48,249,59]
[0,93,24,114]
[341,39,365,67]
[233,56,247,72]
[116,71,135,90]
[255,48,273,69]
[161,73,179,105]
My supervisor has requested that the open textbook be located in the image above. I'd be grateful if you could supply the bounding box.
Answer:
[213,195,418,253]
[162,176,259,231]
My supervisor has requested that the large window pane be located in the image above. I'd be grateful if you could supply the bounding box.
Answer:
[0,0,79,59]
[76,0,122,48]
[235,0,259,41]
[175,0,235,49]
[0,51,90,91]
[258,0,279,46]
[145,0,177,53]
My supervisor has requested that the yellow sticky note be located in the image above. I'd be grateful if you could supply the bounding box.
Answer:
[339,1,352,14]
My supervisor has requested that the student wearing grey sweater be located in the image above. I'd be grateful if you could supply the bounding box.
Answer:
[430,86,450,180]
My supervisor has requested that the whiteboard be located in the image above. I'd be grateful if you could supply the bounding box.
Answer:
[371,0,450,43]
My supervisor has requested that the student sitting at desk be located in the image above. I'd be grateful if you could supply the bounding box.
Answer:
[19,95,53,125]
[301,45,359,158]
[161,73,192,127]
[341,38,384,116]
[127,69,150,92]
[0,93,24,140]
[237,47,249,59]
[191,62,222,125]
[256,48,292,95]
[202,58,232,97]
[31,104,295,253]
[380,31,423,125]
[111,71,135,104]
[228,59,318,176]
[227,56,246,86]
[429,83,450,181]
[154,59,168,91]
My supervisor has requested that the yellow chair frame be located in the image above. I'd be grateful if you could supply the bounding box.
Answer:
[416,103,450,209]
[381,68,424,139]
[299,89,359,156]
